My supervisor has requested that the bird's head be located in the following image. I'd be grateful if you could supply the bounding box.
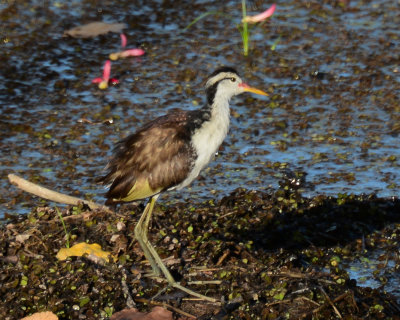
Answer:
[205,66,268,105]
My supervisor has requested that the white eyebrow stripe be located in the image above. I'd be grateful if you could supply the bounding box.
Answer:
[206,72,237,88]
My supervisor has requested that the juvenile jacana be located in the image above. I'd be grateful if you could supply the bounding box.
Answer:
[99,67,268,301]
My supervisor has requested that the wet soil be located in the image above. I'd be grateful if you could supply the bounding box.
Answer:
[2,185,400,319]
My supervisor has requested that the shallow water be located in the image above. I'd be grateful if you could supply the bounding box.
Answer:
[1,0,400,217]
[345,249,400,303]
[0,7,399,212]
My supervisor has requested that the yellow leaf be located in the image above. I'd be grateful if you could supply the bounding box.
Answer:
[56,242,114,262]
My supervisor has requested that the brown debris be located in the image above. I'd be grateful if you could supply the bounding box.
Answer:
[63,22,127,38]
[2,189,400,319]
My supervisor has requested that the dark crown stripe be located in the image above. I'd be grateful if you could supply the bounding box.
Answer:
[209,66,239,78]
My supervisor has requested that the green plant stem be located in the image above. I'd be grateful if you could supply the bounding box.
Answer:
[184,11,221,31]
[241,0,249,56]
[55,207,70,248]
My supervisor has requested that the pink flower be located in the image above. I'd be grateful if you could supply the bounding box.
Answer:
[109,48,145,60]
[242,3,276,24]
[120,48,145,57]
[92,60,119,89]
[120,33,127,48]
[110,33,146,60]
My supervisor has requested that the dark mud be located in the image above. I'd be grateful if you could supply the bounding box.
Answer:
[2,184,400,319]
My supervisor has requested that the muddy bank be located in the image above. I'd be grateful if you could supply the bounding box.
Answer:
[1,185,400,319]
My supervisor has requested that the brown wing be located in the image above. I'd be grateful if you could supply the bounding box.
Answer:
[99,111,195,204]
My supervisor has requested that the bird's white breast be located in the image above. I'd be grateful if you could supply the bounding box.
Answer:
[175,101,230,190]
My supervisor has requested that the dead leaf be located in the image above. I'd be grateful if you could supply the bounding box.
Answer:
[21,311,58,320]
[56,242,114,262]
[110,234,128,255]
[110,307,173,320]
[63,22,127,38]
[16,233,31,243]
[1,255,18,263]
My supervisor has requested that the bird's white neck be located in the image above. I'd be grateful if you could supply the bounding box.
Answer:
[174,97,231,190]
[209,94,231,129]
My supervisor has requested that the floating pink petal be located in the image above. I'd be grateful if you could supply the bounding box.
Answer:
[92,77,103,84]
[102,60,111,82]
[242,3,276,24]
[120,33,127,48]
[120,48,146,58]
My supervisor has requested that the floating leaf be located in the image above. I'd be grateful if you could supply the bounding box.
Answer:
[56,242,113,262]
[63,22,127,38]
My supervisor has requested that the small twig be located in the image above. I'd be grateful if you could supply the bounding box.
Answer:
[348,290,359,312]
[134,298,197,319]
[141,255,192,267]
[383,253,390,268]
[22,249,44,260]
[264,299,291,308]
[319,286,343,319]
[317,278,337,285]
[267,270,309,279]
[190,267,221,272]
[188,280,222,285]
[217,210,236,220]
[216,249,230,266]
[29,231,49,251]
[296,296,320,307]
[332,291,351,304]
[291,287,312,295]
[303,290,350,318]
[121,268,136,308]
[60,212,95,221]
[8,174,112,212]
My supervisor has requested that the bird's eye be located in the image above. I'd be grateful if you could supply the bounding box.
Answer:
[230,77,236,82]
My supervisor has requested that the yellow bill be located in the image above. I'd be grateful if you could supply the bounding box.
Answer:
[239,82,269,96]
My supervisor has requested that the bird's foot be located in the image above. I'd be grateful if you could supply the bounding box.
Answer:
[171,282,218,303]
[145,277,218,302]
[143,272,164,281]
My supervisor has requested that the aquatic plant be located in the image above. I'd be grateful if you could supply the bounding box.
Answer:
[55,207,70,248]
[185,1,276,56]
[240,2,276,56]
[92,60,119,89]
